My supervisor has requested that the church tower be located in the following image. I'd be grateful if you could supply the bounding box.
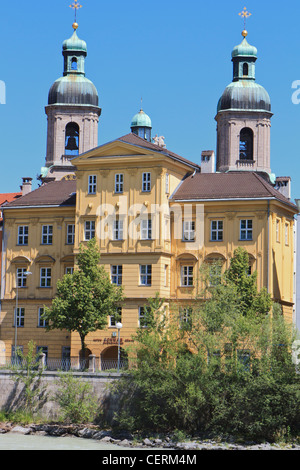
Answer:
[215,27,272,176]
[41,21,101,182]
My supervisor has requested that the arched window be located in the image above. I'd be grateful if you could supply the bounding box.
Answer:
[239,128,253,160]
[65,122,79,156]
[71,57,78,71]
[243,63,249,76]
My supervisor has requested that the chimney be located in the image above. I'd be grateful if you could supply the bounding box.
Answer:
[21,178,33,196]
[274,176,291,200]
[201,151,215,174]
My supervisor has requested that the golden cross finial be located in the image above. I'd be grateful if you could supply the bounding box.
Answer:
[239,7,252,37]
[69,1,83,25]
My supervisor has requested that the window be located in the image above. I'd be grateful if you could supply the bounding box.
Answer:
[84,221,95,240]
[211,220,223,241]
[238,349,251,372]
[164,265,169,287]
[276,219,280,243]
[38,307,48,328]
[71,57,78,70]
[179,307,193,329]
[17,268,28,288]
[111,265,123,285]
[65,267,74,275]
[181,266,194,287]
[142,172,151,192]
[67,224,75,245]
[240,219,253,240]
[140,265,152,286]
[14,307,25,327]
[18,226,28,245]
[113,219,124,240]
[40,268,51,288]
[239,128,253,161]
[109,307,122,327]
[115,174,124,193]
[285,223,289,246]
[166,173,170,194]
[141,218,152,240]
[183,221,195,241]
[138,307,147,328]
[42,225,53,245]
[243,62,249,76]
[88,175,97,194]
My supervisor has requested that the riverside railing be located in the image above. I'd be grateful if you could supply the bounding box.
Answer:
[0,354,128,373]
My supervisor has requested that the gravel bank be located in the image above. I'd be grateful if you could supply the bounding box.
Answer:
[0,423,299,450]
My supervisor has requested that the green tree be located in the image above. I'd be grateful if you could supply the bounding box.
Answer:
[44,238,124,354]
[225,247,272,317]
[112,255,300,440]
[12,341,48,414]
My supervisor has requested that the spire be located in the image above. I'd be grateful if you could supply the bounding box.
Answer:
[69,0,83,31]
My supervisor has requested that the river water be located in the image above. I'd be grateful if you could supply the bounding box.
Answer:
[0,433,134,450]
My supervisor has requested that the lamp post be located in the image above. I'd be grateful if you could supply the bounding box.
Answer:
[116,322,123,373]
[14,271,32,362]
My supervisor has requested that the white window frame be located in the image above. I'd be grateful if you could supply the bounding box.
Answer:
[14,307,25,327]
[88,175,97,195]
[141,218,152,240]
[42,225,53,245]
[211,220,223,241]
[18,226,28,246]
[183,221,195,241]
[179,307,193,325]
[111,265,123,285]
[84,220,95,241]
[40,267,52,288]
[276,219,280,243]
[67,224,75,245]
[115,174,124,194]
[113,219,124,240]
[165,173,170,195]
[65,267,74,275]
[109,307,122,327]
[138,306,147,328]
[140,265,152,286]
[17,268,28,288]
[240,219,253,241]
[285,223,289,246]
[181,266,194,287]
[142,172,151,192]
[38,307,48,328]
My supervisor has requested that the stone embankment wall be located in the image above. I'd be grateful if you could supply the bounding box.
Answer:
[0,370,121,421]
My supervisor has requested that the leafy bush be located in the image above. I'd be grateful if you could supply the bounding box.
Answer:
[55,373,98,424]
[112,251,300,442]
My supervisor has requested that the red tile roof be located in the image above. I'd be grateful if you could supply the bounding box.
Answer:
[3,181,76,208]
[171,171,297,209]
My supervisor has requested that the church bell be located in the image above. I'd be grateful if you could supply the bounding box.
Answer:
[65,136,79,151]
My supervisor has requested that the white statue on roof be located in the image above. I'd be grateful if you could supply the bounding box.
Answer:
[153,135,166,148]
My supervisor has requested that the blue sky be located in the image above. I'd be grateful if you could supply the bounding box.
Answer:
[0,0,300,199]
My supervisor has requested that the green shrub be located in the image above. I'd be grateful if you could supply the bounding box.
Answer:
[55,372,98,424]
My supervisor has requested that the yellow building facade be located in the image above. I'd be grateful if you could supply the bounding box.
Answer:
[0,133,297,366]
[0,26,298,367]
